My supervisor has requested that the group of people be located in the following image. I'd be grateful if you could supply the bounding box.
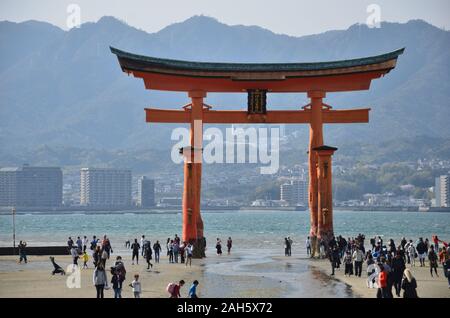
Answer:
[215,237,233,256]
[67,235,113,270]
[165,235,194,266]
[324,233,450,297]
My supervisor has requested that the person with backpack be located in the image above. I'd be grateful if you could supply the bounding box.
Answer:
[167,280,185,298]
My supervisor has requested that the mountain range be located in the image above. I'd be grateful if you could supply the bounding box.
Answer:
[1,15,449,164]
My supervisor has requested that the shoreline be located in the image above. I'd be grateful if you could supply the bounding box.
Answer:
[0,250,449,298]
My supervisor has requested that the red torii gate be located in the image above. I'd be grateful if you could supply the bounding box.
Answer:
[111,47,404,258]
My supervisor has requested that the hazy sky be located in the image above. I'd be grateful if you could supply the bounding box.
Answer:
[1,0,449,36]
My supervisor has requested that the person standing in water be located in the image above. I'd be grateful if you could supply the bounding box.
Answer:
[227,237,232,255]
[216,238,222,256]
[186,243,194,267]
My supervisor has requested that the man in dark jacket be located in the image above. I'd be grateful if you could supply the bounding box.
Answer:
[416,238,427,267]
[391,251,406,297]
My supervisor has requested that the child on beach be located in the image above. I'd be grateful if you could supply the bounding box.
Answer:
[188,280,199,298]
[81,251,89,269]
[129,274,142,298]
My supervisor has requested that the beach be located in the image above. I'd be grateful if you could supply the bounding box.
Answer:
[0,249,448,298]
[0,211,449,298]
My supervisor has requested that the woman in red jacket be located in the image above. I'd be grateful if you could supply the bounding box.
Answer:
[377,264,389,298]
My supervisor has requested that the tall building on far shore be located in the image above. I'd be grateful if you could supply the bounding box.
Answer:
[435,175,449,207]
[0,165,62,207]
[80,168,131,207]
[138,176,155,207]
[280,179,308,206]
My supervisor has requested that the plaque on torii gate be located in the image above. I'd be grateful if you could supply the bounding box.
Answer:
[111,47,404,258]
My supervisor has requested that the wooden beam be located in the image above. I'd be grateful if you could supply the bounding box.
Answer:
[145,108,370,124]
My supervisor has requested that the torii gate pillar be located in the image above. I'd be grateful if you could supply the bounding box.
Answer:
[180,90,206,258]
[308,91,325,258]
[315,145,338,251]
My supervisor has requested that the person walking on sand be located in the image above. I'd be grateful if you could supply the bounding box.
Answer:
[428,245,439,277]
[131,238,140,265]
[168,240,174,263]
[76,236,83,252]
[153,241,161,263]
[111,266,124,298]
[82,236,88,253]
[444,257,450,288]
[173,240,180,263]
[330,246,340,276]
[144,243,153,270]
[71,246,79,266]
[401,268,418,298]
[188,280,199,298]
[376,264,389,298]
[93,263,108,298]
[407,240,416,267]
[343,250,353,276]
[129,274,142,298]
[353,247,364,277]
[102,235,113,259]
[392,251,406,297]
[227,237,233,255]
[306,236,311,256]
[18,241,27,264]
[216,238,222,256]
[166,238,171,256]
[416,238,427,267]
[140,235,146,256]
[186,243,194,267]
[81,251,89,269]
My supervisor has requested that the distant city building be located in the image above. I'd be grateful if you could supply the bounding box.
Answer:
[80,168,131,207]
[138,176,155,207]
[0,165,62,207]
[280,179,308,206]
[434,175,449,207]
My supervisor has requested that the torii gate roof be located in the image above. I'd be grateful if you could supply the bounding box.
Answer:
[111,47,404,93]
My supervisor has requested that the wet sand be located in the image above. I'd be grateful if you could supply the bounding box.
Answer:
[305,256,450,298]
[0,250,448,298]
